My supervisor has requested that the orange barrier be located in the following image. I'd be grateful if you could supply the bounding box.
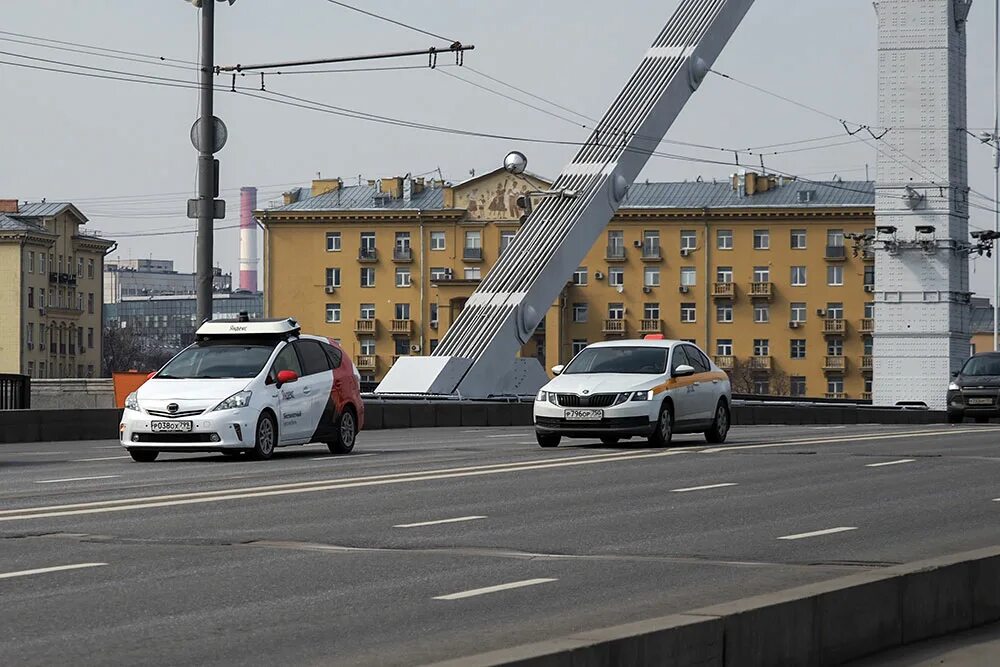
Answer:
[112,371,151,408]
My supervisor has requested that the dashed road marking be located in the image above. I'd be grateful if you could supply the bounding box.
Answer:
[778,527,858,541]
[670,483,738,493]
[702,427,999,454]
[865,459,916,468]
[34,475,121,484]
[433,578,557,601]
[0,563,107,580]
[72,456,132,462]
[394,515,487,528]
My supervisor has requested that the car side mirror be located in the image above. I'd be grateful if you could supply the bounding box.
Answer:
[276,370,299,387]
[551,365,565,376]
[673,364,696,378]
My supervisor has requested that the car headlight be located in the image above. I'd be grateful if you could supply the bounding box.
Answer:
[124,391,139,411]
[212,390,252,411]
[631,390,654,401]
[537,390,548,402]
[948,382,960,391]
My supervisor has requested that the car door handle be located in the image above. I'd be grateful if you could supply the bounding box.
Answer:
[302,386,312,395]
[712,379,720,384]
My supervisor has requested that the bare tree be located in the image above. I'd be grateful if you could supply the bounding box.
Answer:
[102,326,175,376]
[727,359,791,397]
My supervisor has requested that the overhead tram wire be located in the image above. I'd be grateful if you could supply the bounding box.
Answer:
[0,28,198,66]
[0,35,196,72]
[321,0,457,44]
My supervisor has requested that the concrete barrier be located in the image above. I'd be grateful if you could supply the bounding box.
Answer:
[427,546,1000,667]
[0,408,123,443]
[30,378,115,409]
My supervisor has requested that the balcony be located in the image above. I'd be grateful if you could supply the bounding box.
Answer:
[640,245,662,262]
[862,248,875,262]
[825,245,847,261]
[712,282,735,299]
[602,319,625,335]
[392,247,413,263]
[749,356,772,371]
[749,282,773,299]
[48,272,78,286]
[605,245,626,262]
[714,355,735,370]
[825,392,848,399]
[355,354,377,371]
[823,356,846,371]
[358,247,378,263]
[639,319,663,334]
[859,318,874,334]
[823,318,846,335]
[861,392,872,401]
[463,247,484,262]
[390,319,413,336]
[861,355,873,371]
[46,306,84,318]
[354,319,376,334]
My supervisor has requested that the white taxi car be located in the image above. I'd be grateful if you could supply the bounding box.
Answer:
[120,316,364,462]
[533,338,731,447]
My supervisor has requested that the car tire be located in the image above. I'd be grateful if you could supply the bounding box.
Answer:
[536,432,561,448]
[947,412,964,424]
[648,403,673,448]
[249,411,277,460]
[327,407,357,455]
[704,400,730,444]
[600,436,620,446]
[127,448,158,463]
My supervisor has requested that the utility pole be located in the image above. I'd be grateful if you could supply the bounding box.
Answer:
[196,0,215,326]
[994,0,999,350]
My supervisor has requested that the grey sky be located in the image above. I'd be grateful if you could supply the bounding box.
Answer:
[1,1,996,295]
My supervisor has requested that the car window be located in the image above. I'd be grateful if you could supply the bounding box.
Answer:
[961,356,1000,376]
[322,342,343,369]
[563,346,667,374]
[684,345,710,373]
[270,343,302,379]
[157,340,276,379]
[296,340,331,376]
[670,345,690,373]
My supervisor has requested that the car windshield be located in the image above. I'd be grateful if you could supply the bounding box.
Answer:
[563,346,668,375]
[156,340,277,379]
[960,355,1000,376]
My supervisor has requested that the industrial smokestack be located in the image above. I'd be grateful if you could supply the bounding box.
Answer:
[239,186,258,291]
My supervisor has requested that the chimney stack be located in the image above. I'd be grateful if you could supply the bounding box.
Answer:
[239,187,258,292]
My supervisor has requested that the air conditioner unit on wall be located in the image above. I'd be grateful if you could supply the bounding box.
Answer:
[789,321,801,329]
[633,240,643,248]
[816,309,827,317]
[679,285,689,293]
[680,248,692,257]
[410,344,421,353]
[642,286,652,294]
[594,271,605,280]
[325,286,336,294]
[864,285,875,293]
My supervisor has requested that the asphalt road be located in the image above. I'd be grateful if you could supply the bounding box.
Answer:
[1,422,999,666]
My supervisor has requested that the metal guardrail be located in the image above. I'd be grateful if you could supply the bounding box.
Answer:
[0,374,31,409]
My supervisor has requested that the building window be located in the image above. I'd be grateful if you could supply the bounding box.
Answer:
[864,335,873,355]
[609,267,624,287]
[827,229,845,247]
[643,266,660,287]
[864,377,873,394]
[790,376,807,397]
[753,338,770,356]
[826,302,844,319]
[643,230,660,255]
[790,339,806,359]
[360,336,375,355]
[828,337,844,356]
[827,376,845,395]
[78,328,83,350]
[865,301,875,319]
[77,257,83,277]
[754,303,769,323]
[430,267,451,281]
[26,323,34,347]
[716,339,733,356]
[716,301,733,323]
[791,229,807,249]
[430,231,446,250]
[326,232,341,252]
[571,339,588,355]
[77,293,83,311]
[864,265,875,288]
[572,266,588,286]
[753,266,770,283]
[680,302,696,322]
[717,229,733,250]
[680,267,696,286]
[87,293,94,314]
[827,265,844,286]
[39,253,46,274]
[396,267,412,287]
[753,229,770,249]
[326,303,341,323]
[572,303,588,323]
[27,287,34,309]
[790,302,807,322]
[680,230,697,252]
[39,362,46,378]
[429,339,439,353]
[429,303,439,325]
[644,302,660,319]
[394,338,410,356]
[28,251,34,273]
[753,379,770,395]
[607,230,624,253]
[27,361,34,377]
[465,229,482,249]
[716,266,733,283]
[325,268,341,288]
[87,259,94,279]
[395,231,411,251]
[360,303,375,319]
[500,230,516,253]
[608,302,624,319]
[39,288,45,309]
[395,303,410,320]
[791,266,807,286]
[464,267,481,280]
[360,267,375,287]
[360,232,376,250]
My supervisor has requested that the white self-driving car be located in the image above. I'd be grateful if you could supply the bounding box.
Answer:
[120,316,364,462]
[533,338,732,448]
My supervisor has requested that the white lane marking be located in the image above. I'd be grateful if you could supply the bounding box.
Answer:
[670,483,738,493]
[702,427,999,454]
[811,426,847,430]
[485,434,527,439]
[97,446,125,449]
[0,451,72,457]
[34,475,121,485]
[394,515,487,528]
[778,527,858,541]
[72,456,132,462]
[309,453,377,461]
[0,563,107,580]
[0,450,689,522]
[865,458,916,468]
[433,578,558,601]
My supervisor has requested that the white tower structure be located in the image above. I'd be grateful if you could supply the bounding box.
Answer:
[872,0,973,409]
[239,186,258,291]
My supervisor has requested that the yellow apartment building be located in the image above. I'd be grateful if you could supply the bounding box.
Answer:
[260,168,877,399]
[0,201,113,378]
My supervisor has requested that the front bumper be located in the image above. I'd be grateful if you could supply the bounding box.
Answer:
[120,408,258,450]
[947,390,1000,416]
[533,400,656,438]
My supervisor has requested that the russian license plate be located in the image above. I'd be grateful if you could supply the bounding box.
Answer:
[151,420,193,433]
[968,398,994,405]
[564,409,603,421]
